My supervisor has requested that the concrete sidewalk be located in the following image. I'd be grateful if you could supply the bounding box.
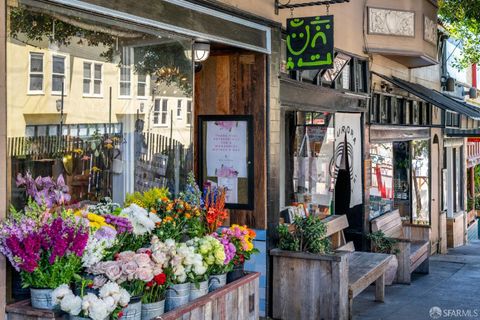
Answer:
[353,240,480,320]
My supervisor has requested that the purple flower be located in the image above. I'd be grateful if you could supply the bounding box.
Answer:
[94,226,117,241]
[16,173,71,208]
[104,214,133,234]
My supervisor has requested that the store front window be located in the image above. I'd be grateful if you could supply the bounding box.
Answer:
[7,2,194,208]
[369,140,430,224]
[285,111,335,216]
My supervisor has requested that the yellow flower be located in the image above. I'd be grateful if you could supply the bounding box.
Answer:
[87,213,106,224]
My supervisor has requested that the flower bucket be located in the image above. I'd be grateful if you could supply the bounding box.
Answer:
[189,280,208,301]
[227,263,244,283]
[165,283,190,312]
[122,296,142,320]
[141,300,165,320]
[208,273,227,292]
[30,288,55,310]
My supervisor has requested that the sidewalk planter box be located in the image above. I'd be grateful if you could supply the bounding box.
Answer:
[6,300,64,320]
[271,250,349,320]
[447,212,465,248]
[160,272,260,320]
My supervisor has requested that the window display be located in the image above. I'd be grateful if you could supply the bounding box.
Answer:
[7,1,194,209]
[369,143,394,219]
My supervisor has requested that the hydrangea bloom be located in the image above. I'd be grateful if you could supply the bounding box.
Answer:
[121,204,160,235]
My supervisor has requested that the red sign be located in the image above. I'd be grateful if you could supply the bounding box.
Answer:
[468,137,480,142]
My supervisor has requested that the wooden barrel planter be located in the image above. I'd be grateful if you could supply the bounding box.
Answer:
[159,272,260,320]
[271,249,349,320]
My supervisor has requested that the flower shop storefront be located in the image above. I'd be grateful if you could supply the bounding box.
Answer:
[1,0,271,318]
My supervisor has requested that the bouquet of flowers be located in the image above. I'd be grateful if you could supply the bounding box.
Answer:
[88,250,159,297]
[220,225,259,266]
[52,281,130,320]
[87,197,121,215]
[0,214,89,289]
[155,198,204,241]
[124,188,170,212]
[16,172,71,209]
[203,186,228,234]
[187,236,225,280]
[211,232,236,274]
[121,204,160,236]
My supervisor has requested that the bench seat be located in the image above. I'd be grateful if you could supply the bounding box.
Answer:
[371,210,430,284]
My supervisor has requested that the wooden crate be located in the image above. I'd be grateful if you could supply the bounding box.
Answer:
[6,300,65,320]
[160,272,260,320]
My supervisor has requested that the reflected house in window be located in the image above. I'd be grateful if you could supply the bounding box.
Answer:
[6,3,194,202]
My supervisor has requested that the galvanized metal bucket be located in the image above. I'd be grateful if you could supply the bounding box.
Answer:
[189,280,208,301]
[122,298,142,320]
[165,283,190,312]
[30,288,55,310]
[141,300,165,320]
[208,273,227,292]
[69,316,91,320]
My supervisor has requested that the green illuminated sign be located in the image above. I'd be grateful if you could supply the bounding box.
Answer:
[286,15,334,70]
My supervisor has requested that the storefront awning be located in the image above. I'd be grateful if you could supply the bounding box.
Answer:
[373,72,480,120]
[279,76,368,112]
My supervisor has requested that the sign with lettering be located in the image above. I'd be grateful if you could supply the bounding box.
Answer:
[198,115,254,210]
[286,15,334,70]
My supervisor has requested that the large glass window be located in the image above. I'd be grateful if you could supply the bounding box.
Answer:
[369,143,394,219]
[7,2,194,210]
[285,111,335,216]
[411,140,430,225]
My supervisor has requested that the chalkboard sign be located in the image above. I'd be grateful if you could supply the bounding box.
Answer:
[286,15,334,70]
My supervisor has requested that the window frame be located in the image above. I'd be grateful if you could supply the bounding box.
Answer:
[51,53,68,96]
[83,61,103,97]
[176,99,183,119]
[136,73,149,99]
[28,52,45,95]
[186,100,192,126]
[118,64,133,99]
[160,99,169,125]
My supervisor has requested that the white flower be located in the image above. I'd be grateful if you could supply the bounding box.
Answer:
[99,281,121,300]
[88,298,109,320]
[82,238,111,268]
[51,284,73,305]
[121,204,160,235]
[60,293,82,316]
[118,288,130,307]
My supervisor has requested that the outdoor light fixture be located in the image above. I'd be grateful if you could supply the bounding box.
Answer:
[185,42,211,62]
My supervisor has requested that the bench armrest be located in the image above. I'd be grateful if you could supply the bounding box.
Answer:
[403,223,431,242]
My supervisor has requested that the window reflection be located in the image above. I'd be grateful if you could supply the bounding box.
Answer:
[7,2,194,208]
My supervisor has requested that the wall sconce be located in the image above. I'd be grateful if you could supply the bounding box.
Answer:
[185,42,211,62]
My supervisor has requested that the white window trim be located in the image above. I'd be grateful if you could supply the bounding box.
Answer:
[83,60,104,98]
[118,64,133,99]
[136,73,149,100]
[28,52,44,95]
[176,99,183,119]
[153,98,169,127]
[186,99,193,126]
[51,53,69,96]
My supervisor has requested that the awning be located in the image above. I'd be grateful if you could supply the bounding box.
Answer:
[373,72,480,120]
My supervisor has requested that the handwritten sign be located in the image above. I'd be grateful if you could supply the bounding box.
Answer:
[286,15,334,70]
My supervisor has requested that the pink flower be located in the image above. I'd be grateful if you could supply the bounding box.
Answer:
[122,261,138,281]
[135,253,152,268]
[135,267,154,282]
[104,261,122,281]
[116,251,135,262]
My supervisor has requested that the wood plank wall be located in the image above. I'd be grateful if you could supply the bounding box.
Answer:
[194,52,267,229]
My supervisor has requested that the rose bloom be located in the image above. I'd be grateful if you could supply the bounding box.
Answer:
[122,261,139,281]
[136,267,154,282]
[104,261,122,281]
[116,251,136,262]
[135,253,152,268]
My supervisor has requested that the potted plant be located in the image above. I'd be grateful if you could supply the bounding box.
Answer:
[0,214,89,310]
[277,215,330,254]
[52,279,129,320]
[222,224,259,283]
[186,235,224,300]
[367,230,399,285]
[141,271,168,320]
[209,232,236,291]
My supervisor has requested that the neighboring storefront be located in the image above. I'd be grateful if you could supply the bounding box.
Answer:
[279,50,369,248]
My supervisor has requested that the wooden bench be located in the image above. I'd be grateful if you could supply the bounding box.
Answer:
[371,209,430,284]
[324,215,393,319]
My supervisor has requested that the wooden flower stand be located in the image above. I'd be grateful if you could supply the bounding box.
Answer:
[160,272,260,320]
[6,300,65,320]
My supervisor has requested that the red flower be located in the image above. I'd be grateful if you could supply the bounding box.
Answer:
[145,249,152,257]
[146,281,154,288]
[118,311,124,318]
[154,273,167,285]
